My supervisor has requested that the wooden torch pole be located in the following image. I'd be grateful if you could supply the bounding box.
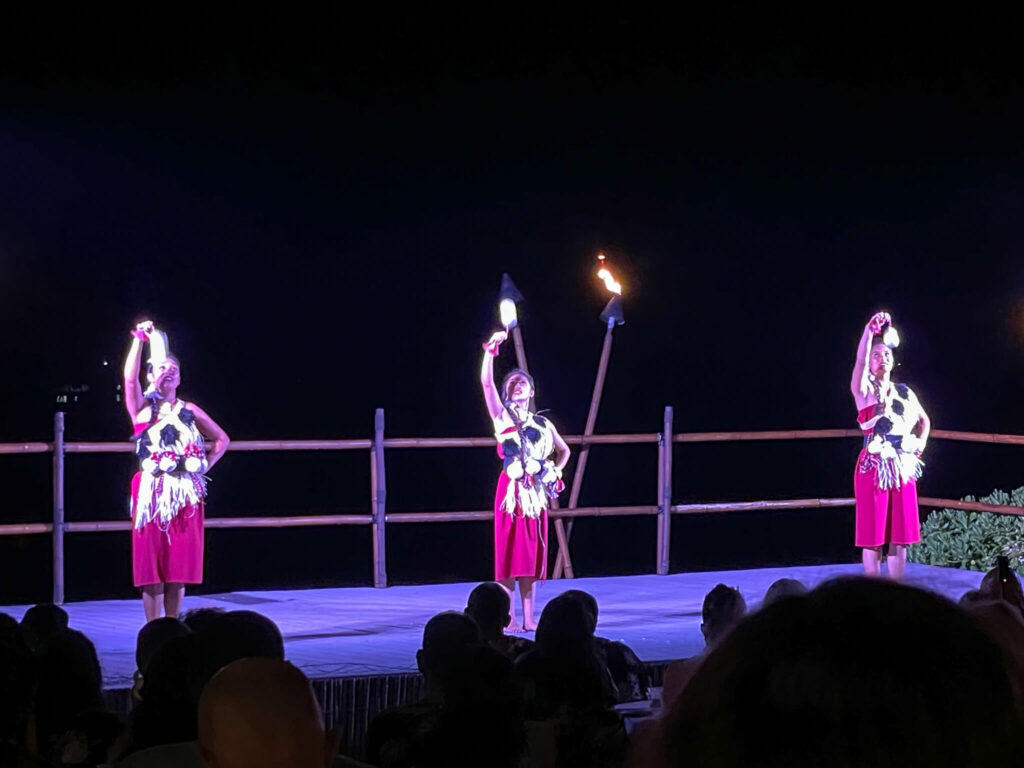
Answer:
[553,317,615,579]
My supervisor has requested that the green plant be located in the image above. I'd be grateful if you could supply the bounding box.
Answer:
[907,487,1024,576]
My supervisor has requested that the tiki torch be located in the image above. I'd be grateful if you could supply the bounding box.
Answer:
[553,255,625,579]
[498,273,529,374]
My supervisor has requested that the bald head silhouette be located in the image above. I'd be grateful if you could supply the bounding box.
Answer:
[197,658,333,768]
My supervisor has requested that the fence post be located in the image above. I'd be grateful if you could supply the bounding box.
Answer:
[371,408,388,588]
[52,411,66,604]
[656,406,673,575]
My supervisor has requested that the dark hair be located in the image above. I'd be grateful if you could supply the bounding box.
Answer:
[702,584,746,643]
[121,634,199,756]
[535,595,594,657]
[762,578,807,607]
[136,617,191,674]
[20,603,69,649]
[186,610,284,707]
[559,589,599,634]
[466,583,511,636]
[180,606,227,634]
[419,611,482,681]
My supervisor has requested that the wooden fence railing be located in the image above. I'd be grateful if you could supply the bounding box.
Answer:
[1,409,1022,604]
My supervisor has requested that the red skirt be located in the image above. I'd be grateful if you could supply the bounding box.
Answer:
[493,472,548,581]
[853,449,921,548]
[130,471,205,587]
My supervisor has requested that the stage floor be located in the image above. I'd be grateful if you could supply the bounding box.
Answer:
[2,563,982,689]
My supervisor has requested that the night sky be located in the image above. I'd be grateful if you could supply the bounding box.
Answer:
[3,12,1024,602]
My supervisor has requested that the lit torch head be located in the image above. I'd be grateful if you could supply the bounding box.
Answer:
[596,254,622,295]
[499,298,518,330]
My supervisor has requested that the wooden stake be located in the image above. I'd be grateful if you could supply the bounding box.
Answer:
[553,319,616,579]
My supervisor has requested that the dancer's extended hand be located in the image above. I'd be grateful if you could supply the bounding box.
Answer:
[482,330,508,355]
[132,320,154,341]
[867,312,891,335]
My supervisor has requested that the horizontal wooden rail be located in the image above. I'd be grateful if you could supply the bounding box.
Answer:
[0,443,51,455]
[61,515,376,533]
[929,429,1024,446]
[387,505,660,524]
[918,497,1024,516]
[672,497,855,514]
[675,429,861,442]
[63,439,374,454]
[551,505,658,518]
[0,523,53,535]
[382,434,661,449]
[387,511,493,523]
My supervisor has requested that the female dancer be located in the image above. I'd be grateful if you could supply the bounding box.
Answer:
[124,321,230,620]
[481,331,570,631]
[850,312,930,579]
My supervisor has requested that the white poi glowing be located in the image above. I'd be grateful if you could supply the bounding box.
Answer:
[596,253,622,295]
[882,324,900,349]
[499,298,518,330]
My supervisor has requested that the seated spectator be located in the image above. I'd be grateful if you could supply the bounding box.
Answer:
[33,629,109,765]
[661,584,746,707]
[465,582,534,661]
[409,645,525,768]
[114,609,283,764]
[113,634,199,760]
[0,617,36,766]
[186,610,285,709]
[365,611,482,767]
[516,595,627,768]
[21,603,70,651]
[561,589,651,702]
[659,578,1023,767]
[761,577,807,607]
[980,565,1024,618]
[198,657,337,768]
[134,618,191,699]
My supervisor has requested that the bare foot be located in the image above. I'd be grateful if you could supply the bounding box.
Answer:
[507,621,525,634]
[523,619,538,632]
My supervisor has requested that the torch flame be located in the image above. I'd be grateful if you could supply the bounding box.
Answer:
[596,256,622,295]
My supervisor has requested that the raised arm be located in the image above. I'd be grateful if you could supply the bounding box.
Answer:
[480,330,508,421]
[123,321,152,419]
[850,312,888,402]
[190,404,230,471]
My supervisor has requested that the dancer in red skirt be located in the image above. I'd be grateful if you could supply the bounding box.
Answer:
[481,331,570,631]
[850,312,930,579]
[123,321,230,621]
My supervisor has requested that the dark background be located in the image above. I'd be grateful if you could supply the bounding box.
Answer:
[3,9,1024,603]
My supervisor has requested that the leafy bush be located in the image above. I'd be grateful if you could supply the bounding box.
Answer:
[907,487,1024,576]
